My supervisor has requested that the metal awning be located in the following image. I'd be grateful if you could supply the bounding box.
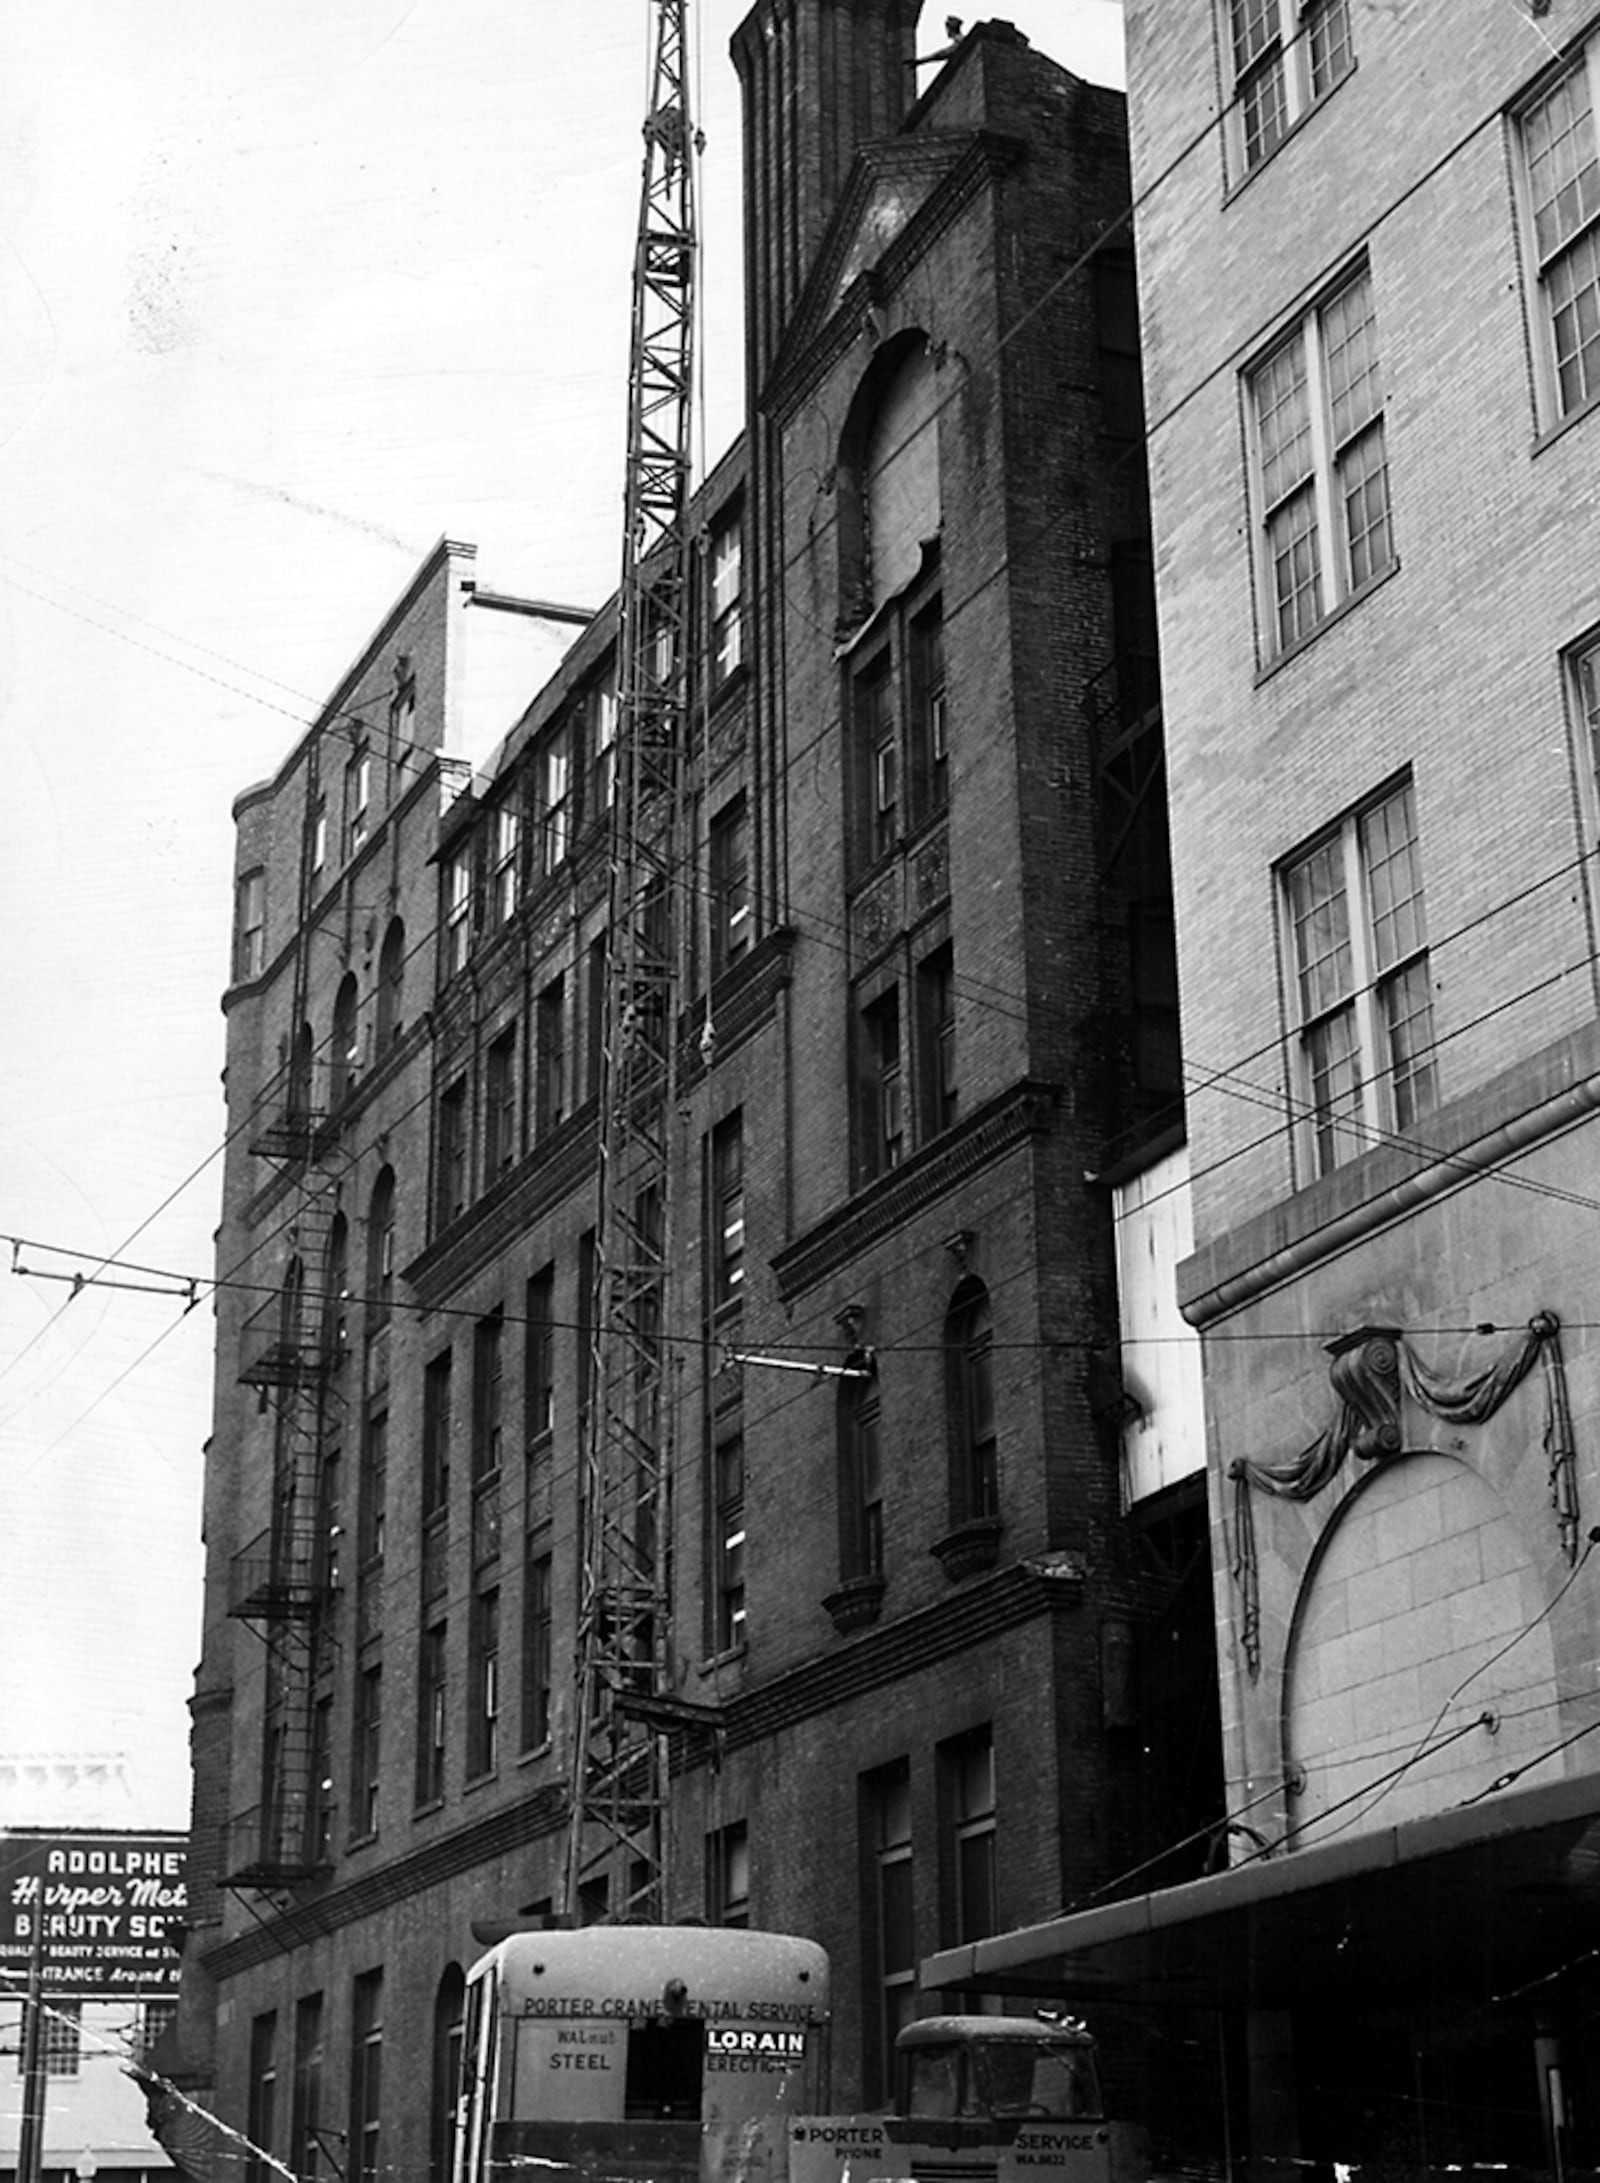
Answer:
[923,1772,1600,2015]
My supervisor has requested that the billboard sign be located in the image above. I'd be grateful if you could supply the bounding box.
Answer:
[0,1829,187,1995]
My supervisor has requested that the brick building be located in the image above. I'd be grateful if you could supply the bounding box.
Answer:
[923,2,1600,2178]
[165,5,1211,2173]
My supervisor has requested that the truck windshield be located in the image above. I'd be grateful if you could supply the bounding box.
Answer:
[971,2039,1103,2120]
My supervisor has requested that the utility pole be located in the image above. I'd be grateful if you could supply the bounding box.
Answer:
[16,1910,48,2183]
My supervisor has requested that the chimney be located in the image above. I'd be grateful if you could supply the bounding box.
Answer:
[732,0,924,389]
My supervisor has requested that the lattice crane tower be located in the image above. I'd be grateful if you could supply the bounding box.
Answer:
[563,0,700,1924]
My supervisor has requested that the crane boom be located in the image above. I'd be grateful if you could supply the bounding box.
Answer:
[564,0,699,1925]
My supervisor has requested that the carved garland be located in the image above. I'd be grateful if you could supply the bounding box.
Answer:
[1227,1313,1575,1679]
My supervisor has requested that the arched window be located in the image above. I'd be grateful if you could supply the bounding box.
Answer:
[279,1253,307,1352]
[836,1350,884,1582]
[944,1278,998,1526]
[367,1168,396,1327]
[330,973,360,1106]
[430,1964,466,2183]
[376,919,406,1056]
[322,1213,349,1363]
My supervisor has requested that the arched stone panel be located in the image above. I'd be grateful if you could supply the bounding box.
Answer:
[1283,1452,1557,1844]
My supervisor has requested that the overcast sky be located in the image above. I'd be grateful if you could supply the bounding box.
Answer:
[0,0,1124,1829]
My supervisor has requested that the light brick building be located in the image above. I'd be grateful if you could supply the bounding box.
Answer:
[924,2,1600,2178]
[164,5,1211,2176]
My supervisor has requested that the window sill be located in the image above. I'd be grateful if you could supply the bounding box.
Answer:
[1532,381,1600,457]
[823,1574,887,1633]
[699,1641,748,1675]
[1221,61,1357,206]
[462,1768,498,1795]
[412,1795,445,1819]
[1254,557,1400,685]
[517,1741,554,1766]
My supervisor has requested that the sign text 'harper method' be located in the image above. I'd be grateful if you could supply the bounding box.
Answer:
[0,1831,188,1995]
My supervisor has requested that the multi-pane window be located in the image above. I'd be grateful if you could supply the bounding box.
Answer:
[472,1310,505,1566]
[916,944,957,1139]
[467,1585,501,1777]
[310,795,329,883]
[234,867,266,982]
[856,657,898,864]
[1250,264,1392,657]
[1518,44,1600,423]
[713,1430,747,1652]
[490,799,521,927]
[707,1819,751,1928]
[443,845,473,979]
[709,796,753,978]
[437,1079,469,1228]
[838,1357,884,1581]
[416,1619,447,1805]
[859,988,904,1180]
[521,1546,553,1751]
[331,974,360,1106]
[308,1695,335,1864]
[350,1971,384,2183]
[943,1726,998,1944]
[709,516,745,683]
[1228,0,1353,172]
[247,2012,279,2183]
[359,1406,388,1572]
[377,919,405,1054]
[36,1999,82,2077]
[848,583,947,873]
[536,976,567,1137]
[710,1112,745,1314]
[909,603,947,824]
[352,1664,382,1840]
[867,1760,915,2102]
[526,1266,555,1448]
[367,1168,396,1324]
[944,1279,999,1527]
[588,669,618,823]
[585,937,608,1101]
[421,1349,452,1607]
[292,1996,325,2183]
[1576,635,1600,798]
[534,726,573,880]
[1282,777,1437,1177]
[346,746,373,859]
[485,1026,519,1181]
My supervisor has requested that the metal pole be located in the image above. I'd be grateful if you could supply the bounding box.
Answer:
[16,1910,48,2183]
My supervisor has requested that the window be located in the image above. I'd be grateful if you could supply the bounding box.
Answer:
[322,1213,349,1362]
[909,602,948,825]
[1576,634,1600,795]
[490,798,521,926]
[352,1664,382,1840]
[422,1350,452,1604]
[521,1545,553,1751]
[376,918,406,1054]
[234,868,266,982]
[708,515,744,683]
[350,1971,384,2183]
[310,794,328,883]
[292,1995,325,2183]
[437,1078,469,1229]
[585,936,608,1100]
[485,1026,519,1180]
[359,1405,388,1571]
[534,726,573,879]
[308,1695,335,1863]
[1282,776,1437,1176]
[536,975,567,1136]
[473,1310,505,1565]
[431,1968,466,2183]
[710,1112,745,1314]
[866,1760,915,2103]
[713,1429,747,1652]
[331,973,360,1106]
[916,943,957,1139]
[390,654,417,745]
[346,745,373,859]
[248,2011,279,2183]
[945,1279,998,1527]
[442,843,473,979]
[709,796,753,977]
[416,1619,448,1805]
[854,655,898,865]
[1249,263,1392,657]
[31,1999,82,2077]
[859,987,904,1180]
[707,1819,751,1928]
[1517,43,1600,423]
[367,1167,396,1324]
[588,668,618,823]
[838,1354,884,1581]
[137,1999,178,2064]
[1227,0,1352,172]
[942,1726,998,1944]
[468,1584,500,1777]
[525,1265,555,1447]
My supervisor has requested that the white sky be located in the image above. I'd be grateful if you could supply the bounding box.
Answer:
[0,0,1124,1829]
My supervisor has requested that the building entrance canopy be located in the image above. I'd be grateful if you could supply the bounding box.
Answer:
[922,1773,1600,2016]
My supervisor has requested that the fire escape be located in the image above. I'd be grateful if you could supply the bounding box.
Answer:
[225,736,345,1891]
[563,0,702,1924]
